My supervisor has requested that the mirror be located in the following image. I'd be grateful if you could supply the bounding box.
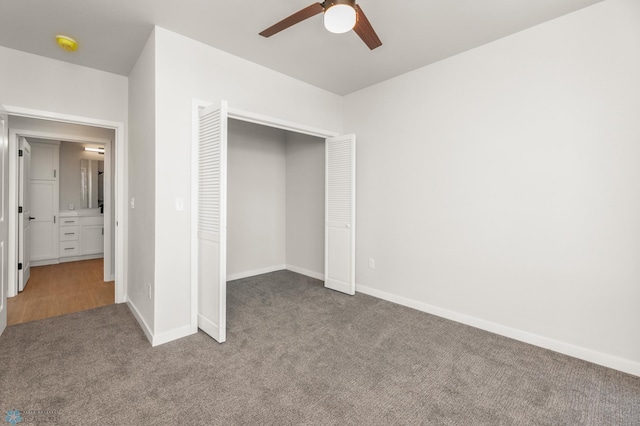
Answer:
[80,159,104,209]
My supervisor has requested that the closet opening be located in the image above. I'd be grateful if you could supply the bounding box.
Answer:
[193,101,356,343]
[226,119,325,282]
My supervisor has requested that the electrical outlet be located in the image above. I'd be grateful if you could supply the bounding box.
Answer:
[130,198,135,209]
[368,258,375,269]
[148,283,152,300]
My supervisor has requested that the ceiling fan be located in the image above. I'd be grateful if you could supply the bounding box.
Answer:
[259,0,382,50]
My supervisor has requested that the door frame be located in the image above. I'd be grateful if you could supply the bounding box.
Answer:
[17,137,31,291]
[3,104,127,303]
[190,99,338,332]
[9,129,111,295]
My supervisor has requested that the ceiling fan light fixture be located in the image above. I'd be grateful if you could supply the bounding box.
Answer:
[324,0,357,34]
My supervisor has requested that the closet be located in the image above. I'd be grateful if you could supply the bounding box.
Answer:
[196,101,355,343]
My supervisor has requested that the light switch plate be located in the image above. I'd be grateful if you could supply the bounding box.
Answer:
[175,197,184,211]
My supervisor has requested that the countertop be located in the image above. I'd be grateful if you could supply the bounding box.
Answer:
[59,209,103,217]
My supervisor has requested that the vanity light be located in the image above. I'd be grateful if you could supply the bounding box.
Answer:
[85,147,105,154]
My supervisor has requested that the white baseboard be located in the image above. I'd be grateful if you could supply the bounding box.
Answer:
[31,259,59,267]
[127,299,196,347]
[286,265,324,281]
[227,264,286,282]
[198,314,225,343]
[126,300,153,345]
[58,254,103,263]
[152,324,197,347]
[355,283,640,377]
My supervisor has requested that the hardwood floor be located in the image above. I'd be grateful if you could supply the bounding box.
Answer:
[7,258,114,326]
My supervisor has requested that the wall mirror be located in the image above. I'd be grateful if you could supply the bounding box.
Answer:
[80,159,104,209]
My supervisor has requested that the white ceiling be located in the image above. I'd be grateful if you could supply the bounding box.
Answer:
[0,0,603,95]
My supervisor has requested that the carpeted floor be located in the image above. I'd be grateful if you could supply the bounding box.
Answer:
[1,270,639,425]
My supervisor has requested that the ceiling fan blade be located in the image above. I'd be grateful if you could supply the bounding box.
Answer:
[353,5,382,50]
[259,2,324,38]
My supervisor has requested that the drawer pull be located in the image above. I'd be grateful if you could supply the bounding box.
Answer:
[64,220,74,223]
[64,247,74,251]
[64,232,75,235]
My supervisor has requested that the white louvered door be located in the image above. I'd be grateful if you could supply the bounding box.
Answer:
[325,134,356,295]
[197,101,228,343]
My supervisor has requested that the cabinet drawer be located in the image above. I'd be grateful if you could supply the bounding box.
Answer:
[60,217,79,226]
[59,241,79,257]
[59,226,79,241]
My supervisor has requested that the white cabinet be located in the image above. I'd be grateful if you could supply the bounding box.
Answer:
[58,213,103,261]
[30,142,59,180]
[29,141,60,265]
[58,217,80,258]
[81,217,104,255]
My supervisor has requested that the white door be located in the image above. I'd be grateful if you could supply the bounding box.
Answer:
[18,137,31,291]
[197,101,228,343]
[325,134,356,295]
[0,112,10,335]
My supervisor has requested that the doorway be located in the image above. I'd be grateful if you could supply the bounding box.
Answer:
[7,120,116,323]
[2,106,126,307]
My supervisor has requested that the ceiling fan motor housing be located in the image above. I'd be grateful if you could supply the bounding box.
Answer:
[324,0,356,9]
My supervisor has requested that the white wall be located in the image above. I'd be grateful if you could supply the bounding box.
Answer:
[152,27,344,338]
[344,0,640,374]
[0,47,126,288]
[0,46,127,123]
[285,133,325,277]
[127,30,156,334]
[227,119,286,278]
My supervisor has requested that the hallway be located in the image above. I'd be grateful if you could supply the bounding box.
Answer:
[7,259,114,325]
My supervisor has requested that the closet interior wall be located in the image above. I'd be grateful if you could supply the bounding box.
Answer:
[226,119,324,281]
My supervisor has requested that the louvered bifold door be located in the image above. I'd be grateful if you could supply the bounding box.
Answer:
[325,134,356,295]
[197,101,228,343]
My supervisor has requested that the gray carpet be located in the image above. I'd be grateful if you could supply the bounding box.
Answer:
[1,270,638,425]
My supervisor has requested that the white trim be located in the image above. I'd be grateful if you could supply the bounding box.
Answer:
[197,314,223,342]
[152,324,196,347]
[190,99,209,335]
[227,107,338,139]
[129,299,196,347]
[30,259,59,267]
[355,283,640,377]
[226,264,287,282]
[2,104,127,304]
[58,254,104,263]
[286,264,324,281]
[8,128,112,297]
[127,300,153,344]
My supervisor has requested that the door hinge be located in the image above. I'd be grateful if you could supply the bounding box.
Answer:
[18,149,23,157]
[18,206,23,213]
[18,263,22,270]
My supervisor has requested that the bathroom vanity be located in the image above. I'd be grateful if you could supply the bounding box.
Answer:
[58,209,104,262]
